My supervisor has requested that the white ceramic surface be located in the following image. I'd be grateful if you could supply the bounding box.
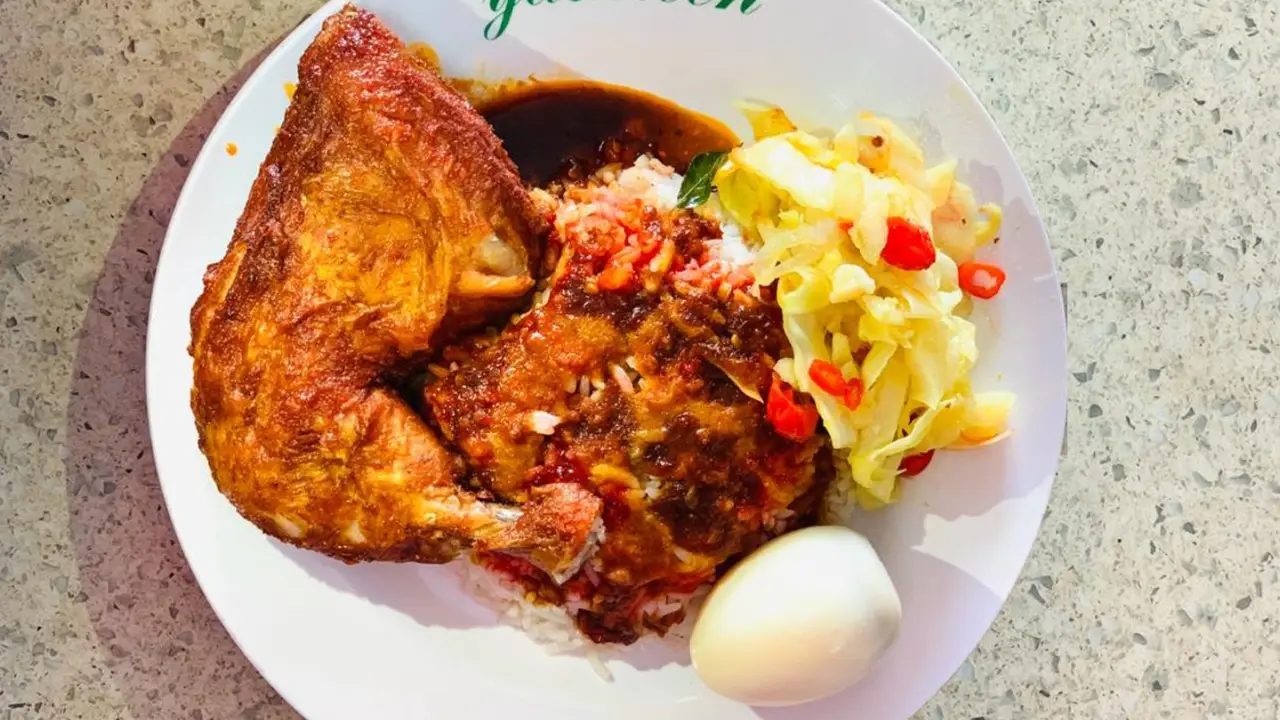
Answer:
[144,1,1067,718]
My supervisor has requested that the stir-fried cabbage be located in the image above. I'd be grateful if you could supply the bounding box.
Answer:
[714,109,1011,508]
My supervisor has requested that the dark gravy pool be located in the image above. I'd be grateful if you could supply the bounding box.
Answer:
[479,80,740,185]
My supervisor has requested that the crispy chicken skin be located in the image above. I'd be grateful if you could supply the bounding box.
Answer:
[189,6,600,574]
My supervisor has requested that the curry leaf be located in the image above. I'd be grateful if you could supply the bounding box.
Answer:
[677,151,730,209]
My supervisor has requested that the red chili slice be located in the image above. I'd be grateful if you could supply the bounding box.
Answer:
[766,375,819,442]
[596,262,633,290]
[842,378,865,411]
[881,217,937,271]
[958,261,1007,299]
[807,360,848,397]
[899,450,936,477]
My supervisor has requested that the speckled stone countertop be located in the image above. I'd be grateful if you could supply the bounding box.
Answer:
[1,0,1275,717]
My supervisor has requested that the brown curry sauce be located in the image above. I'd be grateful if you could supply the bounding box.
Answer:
[478,80,740,184]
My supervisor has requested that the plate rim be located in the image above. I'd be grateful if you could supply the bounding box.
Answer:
[144,0,1067,717]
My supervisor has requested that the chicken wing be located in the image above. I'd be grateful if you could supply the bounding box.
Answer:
[189,5,601,577]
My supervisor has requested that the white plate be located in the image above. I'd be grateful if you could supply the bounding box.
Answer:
[145,1,1067,718]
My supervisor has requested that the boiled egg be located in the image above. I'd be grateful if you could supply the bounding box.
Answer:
[689,525,901,706]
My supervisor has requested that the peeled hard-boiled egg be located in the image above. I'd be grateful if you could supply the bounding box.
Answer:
[689,525,902,707]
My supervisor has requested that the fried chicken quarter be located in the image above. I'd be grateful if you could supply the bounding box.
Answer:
[189,5,600,575]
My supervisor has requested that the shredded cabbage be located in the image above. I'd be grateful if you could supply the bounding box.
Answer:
[716,107,1012,508]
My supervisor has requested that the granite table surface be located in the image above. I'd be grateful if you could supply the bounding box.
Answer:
[2,0,1276,717]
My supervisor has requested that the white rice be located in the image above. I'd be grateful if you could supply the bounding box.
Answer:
[623,156,755,268]
[617,155,682,210]
[714,219,755,266]
[458,555,592,651]
[457,556,620,678]
[822,460,861,529]
[526,410,561,435]
[456,553,708,682]
[765,507,798,534]
[611,364,635,394]
[641,477,662,500]
[533,286,552,309]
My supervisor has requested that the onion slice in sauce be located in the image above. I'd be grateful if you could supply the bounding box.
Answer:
[705,356,763,403]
